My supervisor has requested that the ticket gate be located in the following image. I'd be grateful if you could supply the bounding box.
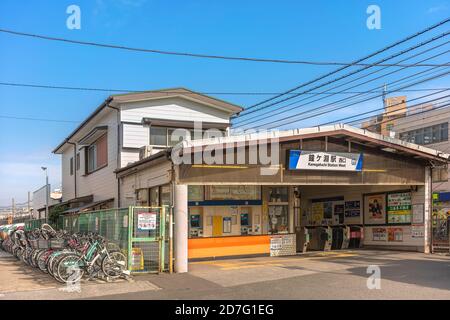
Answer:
[341,226,350,249]
[331,226,344,250]
[296,227,311,253]
[317,226,332,251]
[348,226,363,248]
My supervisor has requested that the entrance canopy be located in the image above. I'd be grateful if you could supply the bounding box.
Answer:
[174,124,449,186]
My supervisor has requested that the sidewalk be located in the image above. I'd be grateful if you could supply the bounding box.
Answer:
[0,250,160,300]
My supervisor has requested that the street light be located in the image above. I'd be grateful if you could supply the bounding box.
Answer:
[41,167,49,223]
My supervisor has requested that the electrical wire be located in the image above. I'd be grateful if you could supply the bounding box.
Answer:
[0,81,447,96]
[1,27,449,67]
[236,31,450,119]
[234,40,450,126]
[244,17,450,112]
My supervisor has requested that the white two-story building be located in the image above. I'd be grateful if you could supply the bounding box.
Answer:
[53,88,242,212]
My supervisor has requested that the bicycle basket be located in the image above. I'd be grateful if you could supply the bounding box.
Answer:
[106,242,121,252]
[29,239,39,249]
[49,238,66,249]
[38,239,49,249]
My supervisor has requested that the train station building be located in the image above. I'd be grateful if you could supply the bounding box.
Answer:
[115,124,449,273]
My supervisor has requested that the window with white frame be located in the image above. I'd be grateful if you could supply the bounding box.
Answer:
[86,134,108,174]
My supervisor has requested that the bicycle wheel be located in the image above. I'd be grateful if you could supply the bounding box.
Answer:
[37,251,51,273]
[52,252,72,283]
[101,251,127,279]
[57,254,84,284]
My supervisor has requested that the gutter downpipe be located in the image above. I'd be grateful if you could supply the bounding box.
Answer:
[106,100,121,208]
[67,141,77,199]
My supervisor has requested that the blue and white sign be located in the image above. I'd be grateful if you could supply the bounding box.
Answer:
[288,150,363,171]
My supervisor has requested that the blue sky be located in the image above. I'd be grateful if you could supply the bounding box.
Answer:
[0,0,449,206]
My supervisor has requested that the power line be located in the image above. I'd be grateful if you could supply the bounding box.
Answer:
[234,40,450,126]
[262,69,450,130]
[243,17,450,112]
[318,89,450,126]
[0,115,80,123]
[236,61,450,129]
[0,81,447,96]
[350,98,450,129]
[236,31,450,119]
[1,27,449,68]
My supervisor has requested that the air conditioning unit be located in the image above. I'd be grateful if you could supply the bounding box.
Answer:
[139,145,153,160]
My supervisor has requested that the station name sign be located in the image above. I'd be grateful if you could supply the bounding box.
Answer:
[288,150,363,171]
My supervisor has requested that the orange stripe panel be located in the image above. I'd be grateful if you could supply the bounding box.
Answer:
[188,235,270,259]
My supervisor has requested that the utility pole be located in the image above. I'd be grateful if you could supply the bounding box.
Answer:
[11,198,15,224]
[27,191,31,220]
[42,167,49,223]
[382,83,387,110]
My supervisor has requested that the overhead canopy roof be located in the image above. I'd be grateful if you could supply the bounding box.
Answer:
[177,124,450,163]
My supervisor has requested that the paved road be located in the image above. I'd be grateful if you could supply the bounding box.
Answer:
[2,249,450,299]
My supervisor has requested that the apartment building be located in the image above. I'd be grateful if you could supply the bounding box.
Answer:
[53,88,242,212]
[393,106,450,192]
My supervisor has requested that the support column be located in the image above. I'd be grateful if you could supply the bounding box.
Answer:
[424,167,432,254]
[174,184,188,273]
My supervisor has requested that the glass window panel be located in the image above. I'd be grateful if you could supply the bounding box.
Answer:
[423,127,432,144]
[160,184,171,206]
[269,187,289,203]
[168,128,189,146]
[88,145,96,172]
[441,123,448,142]
[149,187,159,207]
[150,127,167,146]
[432,125,441,143]
[414,129,424,145]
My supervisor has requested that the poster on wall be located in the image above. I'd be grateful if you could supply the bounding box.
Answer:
[411,225,424,238]
[364,194,386,225]
[388,228,403,242]
[137,212,157,230]
[334,204,345,224]
[372,228,387,241]
[311,202,324,224]
[412,204,424,224]
[387,192,412,224]
[323,202,333,219]
[344,201,361,218]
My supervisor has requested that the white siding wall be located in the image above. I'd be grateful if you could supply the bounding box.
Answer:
[60,109,119,207]
[76,111,119,206]
[119,161,172,206]
[121,150,140,168]
[122,123,149,148]
[61,147,75,201]
[120,97,231,124]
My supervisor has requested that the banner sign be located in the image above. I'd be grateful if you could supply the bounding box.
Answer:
[387,192,412,224]
[288,150,363,171]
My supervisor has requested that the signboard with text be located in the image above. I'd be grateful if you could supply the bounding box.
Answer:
[288,150,363,171]
[137,212,157,231]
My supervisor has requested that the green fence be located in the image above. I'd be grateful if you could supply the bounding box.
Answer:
[58,208,129,251]
[24,218,47,231]
[24,206,171,273]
